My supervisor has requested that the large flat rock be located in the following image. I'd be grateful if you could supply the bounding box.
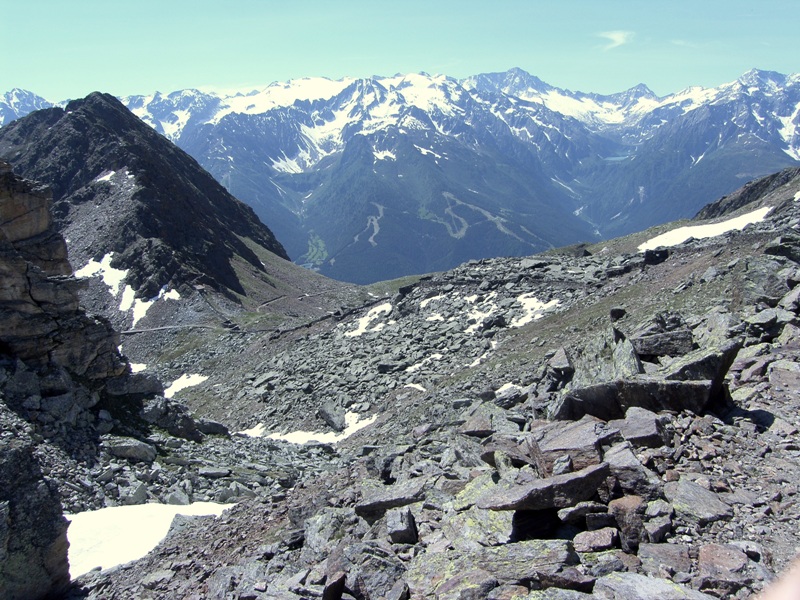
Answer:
[476,463,610,511]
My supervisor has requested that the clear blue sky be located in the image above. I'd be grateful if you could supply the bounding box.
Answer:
[3,0,798,100]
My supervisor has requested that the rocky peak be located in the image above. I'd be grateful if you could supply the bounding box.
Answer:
[0,92,289,300]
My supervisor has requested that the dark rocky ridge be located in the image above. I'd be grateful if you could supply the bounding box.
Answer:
[0,92,288,300]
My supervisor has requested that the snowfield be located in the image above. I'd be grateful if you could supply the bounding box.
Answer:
[638,207,772,251]
[163,374,208,398]
[66,502,230,579]
[75,252,182,326]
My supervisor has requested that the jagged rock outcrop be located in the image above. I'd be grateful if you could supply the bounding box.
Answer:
[0,160,124,379]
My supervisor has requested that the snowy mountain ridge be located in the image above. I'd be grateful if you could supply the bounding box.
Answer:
[2,68,800,284]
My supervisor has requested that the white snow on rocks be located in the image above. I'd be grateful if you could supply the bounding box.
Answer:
[130,363,147,373]
[404,383,427,392]
[66,502,230,579]
[344,303,392,337]
[405,353,444,373]
[237,423,266,438]
[638,207,772,251]
[75,253,128,295]
[465,292,499,334]
[164,374,208,399]
[75,253,182,326]
[239,412,377,444]
[511,293,561,327]
[119,285,182,327]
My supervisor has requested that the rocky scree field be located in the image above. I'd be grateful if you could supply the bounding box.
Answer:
[40,167,800,599]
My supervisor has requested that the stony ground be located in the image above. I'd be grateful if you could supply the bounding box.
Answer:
[46,172,800,598]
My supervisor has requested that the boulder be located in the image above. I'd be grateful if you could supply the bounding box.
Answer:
[101,436,157,463]
[355,477,427,521]
[406,539,578,596]
[593,572,714,599]
[533,415,618,472]
[552,378,713,421]
[664,479,733,525]
[573,527,618,553]
[477,463,610,511]
[638,543,691,577]
[695,543,750,596]
[386,506,418,544]
[603,442,663,499]
[609,407,669,448]
[608,495,646,553]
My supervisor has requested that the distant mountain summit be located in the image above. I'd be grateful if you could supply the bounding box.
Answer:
[0,92,288,301]
[0,88,52,126]
[3,68,799,283]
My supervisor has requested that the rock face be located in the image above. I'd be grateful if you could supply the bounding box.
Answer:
[0,404,69,600]
[0,161,122,377]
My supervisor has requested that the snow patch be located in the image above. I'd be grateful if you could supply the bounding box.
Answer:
[120,285,182,327]
[94,171,116,183]
[344,303,392,337]
[373,150,396,161]
[256,412,377,444]
[420,294,446,309]
[75,253,127,295]
[465,292,499,334]
[511,294,561,327]
[130,363,147,373]
[237,423,266,438]
[164,374,208,398]
[66,502,230,578]
[405,353,444,373]
[638,206,772,251]
[404,383,426,392]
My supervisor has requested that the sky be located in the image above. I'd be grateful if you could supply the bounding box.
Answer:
[3,0,798,101]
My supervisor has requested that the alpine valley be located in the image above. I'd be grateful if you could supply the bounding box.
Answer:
[3,67,799,283]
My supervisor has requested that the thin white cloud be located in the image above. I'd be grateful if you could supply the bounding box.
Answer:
[598,31,635,51]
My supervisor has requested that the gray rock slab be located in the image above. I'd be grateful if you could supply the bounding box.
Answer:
[609,406,668,448]
[355,477,427,520]
[406,539,578,595]
[476,462,610,511]
[664,479,733,525]
[603,442,663,499]
[593,572,715,599]
[101,436,157,463]
[552,378,713,421]
[533,415,618,472]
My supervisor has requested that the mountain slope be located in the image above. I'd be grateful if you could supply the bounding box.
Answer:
[62,166,800,599]
[0,92,289,303]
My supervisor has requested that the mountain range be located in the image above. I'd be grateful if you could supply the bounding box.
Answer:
[3,68,800,284]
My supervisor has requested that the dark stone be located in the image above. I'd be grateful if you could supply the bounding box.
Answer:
[477,463,610,511]
[355,477,427,521]
[552,378,713,421]
[664,479,733,525]
[386,506,418,544]
[643,248,670,265]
